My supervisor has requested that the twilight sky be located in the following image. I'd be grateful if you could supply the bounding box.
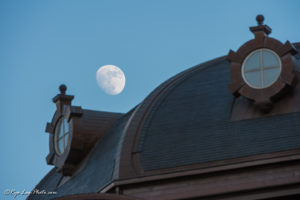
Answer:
[1,0,300,199]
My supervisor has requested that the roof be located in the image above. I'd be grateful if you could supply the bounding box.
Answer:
[29,43,300,199]
[28,110,135,200]
[115,42,300,178]
[139,45,300,170]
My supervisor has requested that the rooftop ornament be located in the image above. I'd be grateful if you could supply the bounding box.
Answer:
[59,84,67,94]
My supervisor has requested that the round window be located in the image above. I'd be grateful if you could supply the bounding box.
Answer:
[54,117,70,155]
[241,48,281,89]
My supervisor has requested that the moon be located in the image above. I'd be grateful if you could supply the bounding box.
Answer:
[96,65,126,95]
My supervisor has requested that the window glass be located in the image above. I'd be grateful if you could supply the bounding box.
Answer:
[54,117,70,155]
[244,52,260,71]
[263,67,281,87]
[242,49,281,89]
[58,139,64,153]
[59,122,64,138]
[64,134,69,148]
[263,50,279,67]
[64,118,69,133]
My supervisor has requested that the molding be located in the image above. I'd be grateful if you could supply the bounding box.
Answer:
[108,157,300,200]
[105,149,300,189]
[52,193,142,200]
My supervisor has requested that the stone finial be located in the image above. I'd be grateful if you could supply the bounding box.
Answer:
[250,14,271,35]
[256,14,264,25]
[52,84,74,112]
[59,84,67,94]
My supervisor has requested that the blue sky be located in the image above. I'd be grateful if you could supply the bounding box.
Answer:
[1,0,300,199]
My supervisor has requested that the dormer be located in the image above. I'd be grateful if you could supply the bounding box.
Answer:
[227,15,300,120]
[45,84,123,176]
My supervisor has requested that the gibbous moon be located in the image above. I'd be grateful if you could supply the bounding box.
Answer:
[96,65,126,95]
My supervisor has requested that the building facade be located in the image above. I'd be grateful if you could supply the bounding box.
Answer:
[28,15,300,200]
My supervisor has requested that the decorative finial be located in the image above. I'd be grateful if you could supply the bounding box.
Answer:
[59,84,67,94]
[52,84,73,106]
[250,14,271,35]
[256,14,264,25]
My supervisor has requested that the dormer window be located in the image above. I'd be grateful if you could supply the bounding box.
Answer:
[45,84,123,176]
[242,48,282,89]
[227,15,298,113]
[54,117,70,155]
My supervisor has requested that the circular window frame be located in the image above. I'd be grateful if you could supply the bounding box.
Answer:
[227,35,297,105]
[241,48,282,89]
[54,117,70,155]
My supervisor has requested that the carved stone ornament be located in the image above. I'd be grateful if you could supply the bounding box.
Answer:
[227,15,298,112]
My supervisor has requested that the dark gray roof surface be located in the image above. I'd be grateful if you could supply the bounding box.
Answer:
[139,44,300,171]
[28,111,133,200]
